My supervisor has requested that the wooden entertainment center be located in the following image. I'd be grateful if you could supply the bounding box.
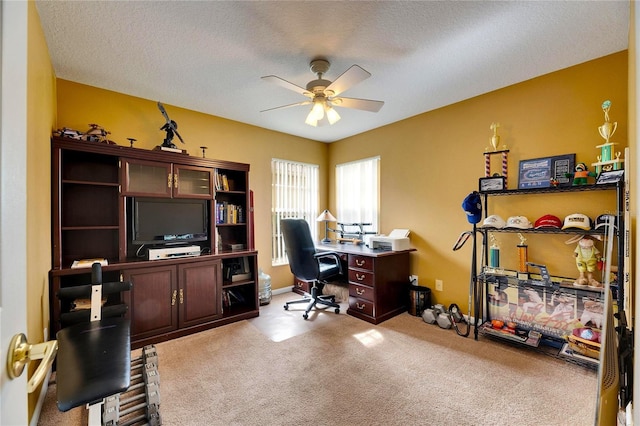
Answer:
[49,137,258,348]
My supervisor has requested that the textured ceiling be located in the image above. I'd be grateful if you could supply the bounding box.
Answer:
[35,1,629,143]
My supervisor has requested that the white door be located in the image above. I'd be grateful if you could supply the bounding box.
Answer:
[0,1,30,424]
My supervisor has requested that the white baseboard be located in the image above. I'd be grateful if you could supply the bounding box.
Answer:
[272,286,293,296]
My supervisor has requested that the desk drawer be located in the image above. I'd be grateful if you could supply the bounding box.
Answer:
[349,297,374,317]
[348,269,374,286]
[293,277,312,294]
[349,283,374,302]
[349,255,373,271]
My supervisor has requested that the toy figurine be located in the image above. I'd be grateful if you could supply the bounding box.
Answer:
[565,162,596,186]
[573,237,601,288]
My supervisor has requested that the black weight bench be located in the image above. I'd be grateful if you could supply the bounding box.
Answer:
[56,263,133,424]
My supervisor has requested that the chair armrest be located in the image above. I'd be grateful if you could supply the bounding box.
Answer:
[314,251,344,275]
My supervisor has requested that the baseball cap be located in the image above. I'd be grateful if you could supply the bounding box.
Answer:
[534,214,562,229]
[561,213,591,230]
[462,192,482,224]
[505,216,533,229]
[481,214,506,229]
[594,214,618,231]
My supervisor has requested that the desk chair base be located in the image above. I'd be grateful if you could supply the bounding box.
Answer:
[284,282,340,320]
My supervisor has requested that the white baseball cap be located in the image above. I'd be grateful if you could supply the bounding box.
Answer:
[505,216,533,229]
[481,214,506,229]
[561,213,591,230]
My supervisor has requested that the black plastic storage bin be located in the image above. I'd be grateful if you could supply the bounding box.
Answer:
[408,285,431,316]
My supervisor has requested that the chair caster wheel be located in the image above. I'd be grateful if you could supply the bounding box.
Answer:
[284,305,289,310]
[303,313,309,320]
[335,308,340,314]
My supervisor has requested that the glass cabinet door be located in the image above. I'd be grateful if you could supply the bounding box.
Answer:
[121,159,173,196]
[174,165,213,198]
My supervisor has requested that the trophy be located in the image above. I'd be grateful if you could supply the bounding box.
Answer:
[487,234,499,268]
[598,100,617,143]
[489,122,501,151]
[483,122,509,186]
[517,233,529,280]
[592,100,623,173]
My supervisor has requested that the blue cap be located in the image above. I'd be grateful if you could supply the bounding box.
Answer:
[462,192,482,224]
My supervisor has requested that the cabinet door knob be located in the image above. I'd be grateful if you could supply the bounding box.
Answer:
[171,290,177,306]
[174,173,179,189]
[179,288,184,304]
[167,173,172,188]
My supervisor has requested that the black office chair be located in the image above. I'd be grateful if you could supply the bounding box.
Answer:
[281,218,344,319]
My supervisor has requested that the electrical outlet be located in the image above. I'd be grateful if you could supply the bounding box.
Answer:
[435,279,443,291]
[409,275,418,285]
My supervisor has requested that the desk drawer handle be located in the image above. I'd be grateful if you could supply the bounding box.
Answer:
[356,273,365,281]
[356,288,365,295]
[356,303,365,310]
[296,282,303,288]
[355,259,365,267]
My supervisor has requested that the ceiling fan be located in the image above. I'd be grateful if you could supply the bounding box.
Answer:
[261,59,384,127]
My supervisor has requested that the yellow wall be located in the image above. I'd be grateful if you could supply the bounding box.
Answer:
[56,52,628,311]
[329,51,628,308]
[55,80,329,288]
[26,0,56,418]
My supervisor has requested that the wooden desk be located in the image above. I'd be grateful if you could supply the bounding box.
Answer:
[317,242,415,324]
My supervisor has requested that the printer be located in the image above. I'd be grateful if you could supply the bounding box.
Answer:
[367,229,411,251]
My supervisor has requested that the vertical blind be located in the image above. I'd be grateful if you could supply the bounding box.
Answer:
[336,156,380,233]
[271,159,319,265]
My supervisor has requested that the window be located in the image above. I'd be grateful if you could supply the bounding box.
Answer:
[336,157,379,233]
[271,159,319,265]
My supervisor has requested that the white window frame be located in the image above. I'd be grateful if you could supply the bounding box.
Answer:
[271,158,319,266]
[335,156,380,234]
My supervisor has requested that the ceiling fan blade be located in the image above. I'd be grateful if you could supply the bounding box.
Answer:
[260,100,312,113]
[325,65,371,96]
[332,97,384,113]
[261,75,312,97]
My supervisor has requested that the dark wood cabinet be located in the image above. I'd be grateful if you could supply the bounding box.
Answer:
[178,260,222,327]
[123,259,223,345]
[124,264,178,341]
[50,137,258,348]
[346,251,411,324]
[121,158,213,198]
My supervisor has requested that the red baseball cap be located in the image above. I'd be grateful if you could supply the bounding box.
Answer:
[534,214,562,229]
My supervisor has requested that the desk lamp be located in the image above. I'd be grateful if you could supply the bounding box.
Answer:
[316,209,337,243]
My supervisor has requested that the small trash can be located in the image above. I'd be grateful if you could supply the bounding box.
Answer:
[408,285,431,316]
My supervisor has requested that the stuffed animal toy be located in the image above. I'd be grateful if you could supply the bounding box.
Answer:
[566,162,596,186]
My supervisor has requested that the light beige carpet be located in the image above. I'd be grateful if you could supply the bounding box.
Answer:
[38,293,596,425]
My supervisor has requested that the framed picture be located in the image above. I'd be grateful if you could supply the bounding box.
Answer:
[518,154,575,189]
[596,169,624,185]
[479,176,506,192]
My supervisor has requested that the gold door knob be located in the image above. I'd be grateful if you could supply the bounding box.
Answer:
[7,333,58,393]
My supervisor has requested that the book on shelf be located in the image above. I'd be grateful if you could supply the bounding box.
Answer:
[214,169,231,191]
[216,202,243,224]
[71,258,108,269]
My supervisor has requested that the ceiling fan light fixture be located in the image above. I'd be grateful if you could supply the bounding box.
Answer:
[311,100,325,120]
[305,111,318,127]
[325,105,341,125]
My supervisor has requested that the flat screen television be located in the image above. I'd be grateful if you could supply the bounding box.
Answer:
[130,197,209,246]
